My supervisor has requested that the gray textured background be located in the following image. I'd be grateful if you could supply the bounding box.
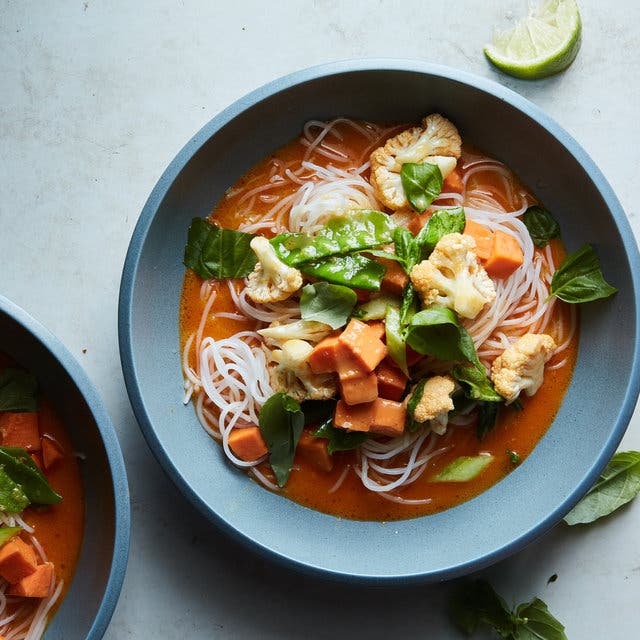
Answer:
[1,1,639,637]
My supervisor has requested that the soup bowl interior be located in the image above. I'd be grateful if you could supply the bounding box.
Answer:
[119,61,640,582]
[0,296,129,638]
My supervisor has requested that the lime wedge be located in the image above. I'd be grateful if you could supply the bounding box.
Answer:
[484,0,582,80]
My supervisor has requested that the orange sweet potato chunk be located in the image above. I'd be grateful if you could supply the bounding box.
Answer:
[0,537,38,583]
[338,319,387,373]
[339,372,378,405]
[443,168,464,193]
[484,230,524,278]
[0,412,41,452]
[366,321,386,341]
[228,427,268,462]
[308,336,341,374]
[379,259,409,296]
[41,436,64,471]
[464,219,495,263]
[370,398,406,437]
[376,360,408,401]
[333,400,374,433]
[296,430,333,473]
[9,561,54,598]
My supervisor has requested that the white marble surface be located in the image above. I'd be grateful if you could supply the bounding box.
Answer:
[1,1,639,637]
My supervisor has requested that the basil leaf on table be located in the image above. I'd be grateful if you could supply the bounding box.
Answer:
[0,369,38,413]
[258,393,305,488]
[514,598,567,640]
[0,447,62,505]
[384,305,408,375]
[523,206,561,248]
[299,282,357,329]
[432,455,494,482]
[414,206,466,256]
[312,418,368,454]
[0,526,22,548]
[564,450,640,525]
[271,210,395,266]
[183,218,257,279]
[299,254,386,291]
[0,469,30,513]
[452,363,502,403]
[549,244,617,303]
[400,162,443,213]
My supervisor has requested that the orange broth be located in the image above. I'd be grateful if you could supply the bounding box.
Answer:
[179,124,578,521]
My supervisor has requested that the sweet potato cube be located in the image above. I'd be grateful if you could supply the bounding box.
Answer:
[308,336,341,374]
[379,258,409,296]
[228,427,268,462]
[0,412,41,452]
[0,537,38,583]
[340,372,378,405]
[41,436,64,471]
[376,360,408,401]
[296,430,333,473]
[443,168,464,193]
[484,230,524,278]
[333,400,374,432]
[9,561,54,598]
[370,399,406,437]
[464,219,495,263]
[407,211,431,236]
[338,319,387,373]
[367,321,386,341]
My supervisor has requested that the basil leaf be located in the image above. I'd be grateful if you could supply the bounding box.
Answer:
[399,282,419,327]
[0,369,38,413]
[299,283,356,329]
[0,447,62,505]
[549,244,617,304]
[515,598,567,640]
[523,206,561,248]
[258,393,305,488]
[312,418,368,454]
[0,469,30,513]
[406,379,427,431]
[385,305,408,375]
[0,526,22,548]
[564,451,640,525]
[415,206,466,256]
[449,580,515,636]
[406,306,478,363]
[477,401,500,440]
[393,227,418,272]
[452,363,502,402]
[507,449,521,465]
[183,218,257,279]
[400,163,443,213]
[432,455,493,482]
[271,210,395,266]
[299,254,385,291]
[301,400,335,426]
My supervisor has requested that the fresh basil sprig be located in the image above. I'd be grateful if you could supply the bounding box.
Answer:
[523,206,561,248]
[417,206,466,256]
[400,162,443,213]
[299,254,386,291]
[0,369,38,413]
[183,218,257,280]
[450,579,567,640]
[300,282,356,329]
[312,420,368,454]
[549,244,617,304]
[258,392,305,488]
[564,450,640,525]
[476,401,500,440]
[452,363,502,403]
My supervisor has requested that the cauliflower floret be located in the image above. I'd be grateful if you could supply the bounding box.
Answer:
[410,375,457,435]
[258,319,333,346]
[410,233,496,319]
[246,236,303,304]
[370,114,462,210]
[268,339,338,402]
[491,333,557,404]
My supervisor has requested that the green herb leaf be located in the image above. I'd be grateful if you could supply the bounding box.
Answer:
[385,305,408,375]
[312,419,368,454]
[299,254,386,291]
[523,206,561,248]
[299,282,357,329]
[477,401,500,440]
[0,526,22,548]
[0,369,38,413]
[449,579,515,636]
[507,449,521,465]
[415,206,466,256]
[300,400,335,427]
[452,363,502,402]
[515,598,567,640]
[393,227,418,272]
[432,455,494,482]
[271,210,395,266]
[258,393,305,488]
[400,163,443,213]
[549,244,617,304]
[564,451,640,525]
[406,306,478,363]
[406,378,428,432]
[183,218,257,280]
[399,282,419,327]
[0,469,30,513]
[0,447,62,505]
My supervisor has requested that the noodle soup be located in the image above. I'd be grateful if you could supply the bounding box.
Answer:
[180,115,580,520]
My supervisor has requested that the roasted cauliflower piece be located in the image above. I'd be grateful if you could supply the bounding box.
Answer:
[410,375,457,435]
[246,236,303,304]
[268,339,338,402]
[258,319,333,346]
[370,114,462,210]
[410,233,496,319]
[491,333,557,404]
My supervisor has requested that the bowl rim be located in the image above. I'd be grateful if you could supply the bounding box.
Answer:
[0,293,131,636]
[118,59,640,583]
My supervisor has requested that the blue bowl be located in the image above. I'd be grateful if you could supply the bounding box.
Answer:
[119,60,640,583]
[0,295,130,637]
